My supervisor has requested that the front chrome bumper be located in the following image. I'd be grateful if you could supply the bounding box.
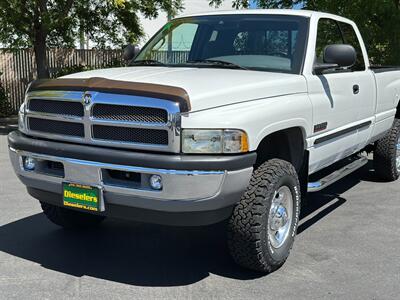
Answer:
[9,147,253,213]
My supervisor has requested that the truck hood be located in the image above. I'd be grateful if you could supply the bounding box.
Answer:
[63,67,307,112]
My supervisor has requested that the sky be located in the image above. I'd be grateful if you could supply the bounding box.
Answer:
[139,0,233,45]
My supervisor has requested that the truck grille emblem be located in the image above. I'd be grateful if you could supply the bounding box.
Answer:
[83,92,92,105]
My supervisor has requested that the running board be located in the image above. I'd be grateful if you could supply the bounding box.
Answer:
[308,156,368,193]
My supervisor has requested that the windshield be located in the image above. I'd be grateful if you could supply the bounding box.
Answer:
[134,14,309,74]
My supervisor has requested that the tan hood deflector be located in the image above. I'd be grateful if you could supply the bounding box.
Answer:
[28,77,191,112]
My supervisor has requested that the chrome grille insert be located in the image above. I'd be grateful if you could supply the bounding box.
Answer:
[29,99,84,117]
[92,104,168,123]
[23,90,181,153]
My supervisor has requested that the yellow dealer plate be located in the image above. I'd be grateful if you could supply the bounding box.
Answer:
[63,183,102,212]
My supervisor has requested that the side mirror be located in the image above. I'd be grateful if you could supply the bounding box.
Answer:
[314,44,357,74]
[123,44,141,61]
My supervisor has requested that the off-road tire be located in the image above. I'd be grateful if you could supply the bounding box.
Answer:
[41,202,105,229]
[227,159,301,273]
[374,118,400,181]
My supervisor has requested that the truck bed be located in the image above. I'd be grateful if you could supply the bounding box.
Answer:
[371,67,400,140]
[370,66,400,73]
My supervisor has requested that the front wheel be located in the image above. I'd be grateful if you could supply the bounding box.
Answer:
[227,159,301,273]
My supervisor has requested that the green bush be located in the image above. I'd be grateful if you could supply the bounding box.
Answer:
[0,73,12,118]
[52,65,94,78]
[52,59,124,78]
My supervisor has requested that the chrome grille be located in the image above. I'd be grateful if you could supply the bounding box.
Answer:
[92,104,168,123]
[29,99,84,117]
[23,90,181,153]
[92,125,168,145]
[28,117,84,137]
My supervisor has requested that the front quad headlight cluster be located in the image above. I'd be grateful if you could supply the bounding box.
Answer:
[182,129,249,154]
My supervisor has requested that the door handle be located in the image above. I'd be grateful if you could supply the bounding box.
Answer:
[353,84,360,95]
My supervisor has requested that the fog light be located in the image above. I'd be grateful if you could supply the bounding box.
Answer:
[149,174,163,190]
[24,157,36,170]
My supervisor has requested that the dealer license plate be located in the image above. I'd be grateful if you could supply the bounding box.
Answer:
[63,183,103,212]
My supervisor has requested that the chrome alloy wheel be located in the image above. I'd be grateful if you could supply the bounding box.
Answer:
[268,186,294,249]
[396,135,400,173]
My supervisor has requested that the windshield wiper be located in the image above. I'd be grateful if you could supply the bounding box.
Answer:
[130,59,166,66]
[186,59,248,70]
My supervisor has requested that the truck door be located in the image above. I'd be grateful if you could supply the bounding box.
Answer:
[306,18,375,173]
[338,21,376,150]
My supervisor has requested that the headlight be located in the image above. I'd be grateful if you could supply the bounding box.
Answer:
[18,103,26,132]
[182,129,249,154]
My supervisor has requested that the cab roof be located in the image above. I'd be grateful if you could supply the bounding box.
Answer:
[180,9,353,24]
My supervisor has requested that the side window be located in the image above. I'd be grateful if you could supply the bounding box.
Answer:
[338,22,366,71]
[315,18,344,64]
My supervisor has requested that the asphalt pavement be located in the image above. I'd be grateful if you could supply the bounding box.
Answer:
[0,134,399,300]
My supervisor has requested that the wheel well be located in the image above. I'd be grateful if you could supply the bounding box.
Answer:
[396,102,400,118]
[255,127,306,172]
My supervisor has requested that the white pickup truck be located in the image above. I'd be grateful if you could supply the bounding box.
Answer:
[8,9,400,273]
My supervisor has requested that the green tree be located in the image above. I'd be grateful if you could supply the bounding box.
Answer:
[0,72,11,117]
[0,0,183,78]
[306,0,400,65]
[212,0,400,65]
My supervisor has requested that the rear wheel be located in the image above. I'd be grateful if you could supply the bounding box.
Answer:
[374,118,400,181]
[41,202,105,229]
[227,159,301,273]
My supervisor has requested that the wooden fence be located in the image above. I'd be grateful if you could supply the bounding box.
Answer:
[0,48,122,114]
[149,50,189,64]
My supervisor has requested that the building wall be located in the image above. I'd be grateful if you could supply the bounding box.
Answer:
[138,0,233,45]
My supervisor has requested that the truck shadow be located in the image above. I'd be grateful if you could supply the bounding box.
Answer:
[0,162,375,286]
